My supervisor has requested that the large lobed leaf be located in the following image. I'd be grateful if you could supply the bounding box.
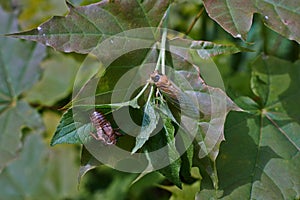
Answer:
[198,55,300,199]
[0,134,48,199]
[203,0,300,43]
[0,8,45,104]
[0,134,79,199]
[0,7,45,171]
[7,0,170,54]
[169,57,242,162]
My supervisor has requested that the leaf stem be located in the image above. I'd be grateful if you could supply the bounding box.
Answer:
[97,82,151,110]
[132,82,150,102]
[213,161,219,190]
[146,85,154,104]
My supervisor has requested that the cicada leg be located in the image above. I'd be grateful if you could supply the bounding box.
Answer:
[90,128,108,143]
[110,127,121,135]
[104,129,122,145]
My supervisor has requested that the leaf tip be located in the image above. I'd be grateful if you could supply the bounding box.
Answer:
[50,138,57,146]
[65,0,75,8]
[131,147,138,155]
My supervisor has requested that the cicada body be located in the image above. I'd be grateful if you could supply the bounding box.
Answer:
[150,70,181,102]
[90,111,120,145]
[150,70,200,119]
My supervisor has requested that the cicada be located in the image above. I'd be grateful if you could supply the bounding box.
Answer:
[150,70,200,119]
[90,111,121,145]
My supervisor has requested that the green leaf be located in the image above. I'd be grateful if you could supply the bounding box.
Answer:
[8,0,170,53]
[160,168,201,200]
[0,8,46,107]
[160,181,200,200]
[132,101,159,154]
[51,103,137,146]
[93,48,155,100]
[50,107,92,146]
[0,101,44,171]
[198,56,300,199]
[178,134,194,183]
[40,145,79,199]
[234,96,260,113]
[0,7,45,171]
[25,51,81,106]
[0,134,79,200]
[145,113,182,188]
[0,134,48,199]
[67,47,158,117]
[158,115,182,188]
[157,100,195,184]
[251,56,300,149]
[203,0,300,43]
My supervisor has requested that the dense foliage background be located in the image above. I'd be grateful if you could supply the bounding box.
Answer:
[0,0,299,199]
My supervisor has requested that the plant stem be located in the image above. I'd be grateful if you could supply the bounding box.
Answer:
[160,5,170,74]
[154,48,162,71]
[185,6,204,35]
[161,28,167,75]
[154,20,168,73]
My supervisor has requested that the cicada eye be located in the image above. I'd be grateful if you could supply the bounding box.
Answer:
[152,74,160,82]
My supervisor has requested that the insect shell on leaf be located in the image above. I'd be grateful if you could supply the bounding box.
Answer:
[89,111,120,145]
[149,70,181,101]
[149,70,201,119]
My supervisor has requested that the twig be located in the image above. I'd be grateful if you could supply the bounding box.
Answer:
[185,7,204,35]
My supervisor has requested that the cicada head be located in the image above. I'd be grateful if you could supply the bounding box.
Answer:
[150,70,162,83]
[150,70,171,88]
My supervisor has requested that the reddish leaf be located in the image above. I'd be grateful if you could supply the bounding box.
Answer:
[7,0,170,53]
[203,0,300,43]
